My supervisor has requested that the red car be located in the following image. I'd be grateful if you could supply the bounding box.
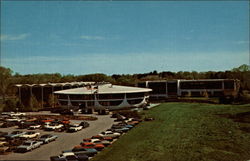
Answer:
[91,135,113,142]
[41,118,54,123]
[83,138,92,142]
[81,142,105,151]
[60,119,70,124]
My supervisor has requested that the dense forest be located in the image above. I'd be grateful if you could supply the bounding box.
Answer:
[0,64,249,111]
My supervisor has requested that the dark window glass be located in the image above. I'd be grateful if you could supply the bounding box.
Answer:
[224,80,234,89]
[148,82,166,94]
[180,81,222,89]
[137,82,146,88]
[98,94,124,100]
[126,93,144,98]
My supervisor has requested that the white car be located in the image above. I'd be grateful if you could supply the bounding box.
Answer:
[6,117,25,122]
[20,131,40,139]
[16,140,42,152]
[9,112,26,117]
[44,124,64,131]
[67,124,83,132]
[29,124,41,130]
[98,131,121,138]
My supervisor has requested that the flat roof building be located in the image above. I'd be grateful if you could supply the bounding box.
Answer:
[54,83,152,110]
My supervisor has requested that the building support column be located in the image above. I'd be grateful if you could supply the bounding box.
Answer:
[18,87,21,103]
[177,80,181,96]
[41,86,44,109]
[166,81,168,98]
[51,86,54,108]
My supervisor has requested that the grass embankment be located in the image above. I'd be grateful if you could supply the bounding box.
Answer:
[92,103,250,161]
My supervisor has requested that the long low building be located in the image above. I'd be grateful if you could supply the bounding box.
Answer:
[54,83,152,110]
[137,79,240,100]
[14,82,95,108]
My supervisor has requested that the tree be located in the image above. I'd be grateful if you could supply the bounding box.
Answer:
[29,95,41,111]
[232,64,250,72]
[48,94,58,107]
[0,66,13,101]
[3,99,16,112]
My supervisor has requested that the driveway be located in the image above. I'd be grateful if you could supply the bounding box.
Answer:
[0,114,115,160]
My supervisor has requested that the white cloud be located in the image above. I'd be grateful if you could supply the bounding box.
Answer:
[0,33,30,41]
[80,35,105,40]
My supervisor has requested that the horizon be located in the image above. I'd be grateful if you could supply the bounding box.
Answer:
[1,1,249,75]
[4,63,247,77]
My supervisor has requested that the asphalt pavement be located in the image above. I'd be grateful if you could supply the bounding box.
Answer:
[0,114,115,161]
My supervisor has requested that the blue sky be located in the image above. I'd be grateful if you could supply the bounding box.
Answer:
[1,1,249,75]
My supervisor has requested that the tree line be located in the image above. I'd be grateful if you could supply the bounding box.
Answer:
[0,64,249,111]
[1,64,250,95]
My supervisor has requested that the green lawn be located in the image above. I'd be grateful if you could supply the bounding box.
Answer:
[92,103,250,161]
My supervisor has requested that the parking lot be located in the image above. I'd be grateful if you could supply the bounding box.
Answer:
[0,114,115,161]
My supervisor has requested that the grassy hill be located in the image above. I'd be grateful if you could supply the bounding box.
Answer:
[92,103,250,161]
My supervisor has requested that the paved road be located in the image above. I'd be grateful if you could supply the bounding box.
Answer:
[0,114,115,161]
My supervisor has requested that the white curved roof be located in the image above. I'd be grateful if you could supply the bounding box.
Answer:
[54,84,152,95]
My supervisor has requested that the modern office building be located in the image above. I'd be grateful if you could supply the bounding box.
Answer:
[137,79,240,100]
[54,83,152,110]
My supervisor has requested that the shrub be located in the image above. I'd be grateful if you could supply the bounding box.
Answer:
[3,99,17,112]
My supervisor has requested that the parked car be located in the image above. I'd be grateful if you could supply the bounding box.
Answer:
[28,124,42,130]
[62,147,97,157]
[38,134,58,144]
[41,118,54,123]
[0,131,8,137]
[6,117,25,122]
[114,123,134,129]
[51,152,89,161]
[60,119,70,125]
[9,112,26,117]
[16,140,43,152]
[18,122,35,129]
[5,131,26,140]
[20,131,40,139]
[80,142,105,151]
[127,120,139,126]
[91,135,113,142]
[44,124,64,131]
[98,131,121,138]
[110,126,130,133]
[50,152,74,161]
[89,138,111,147]
[79,121,89,128]
[67,124,83,132]
[0,121,16,128]
[0,141,9,154]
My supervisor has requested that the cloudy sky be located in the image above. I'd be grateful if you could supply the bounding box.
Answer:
[1,1,249,75]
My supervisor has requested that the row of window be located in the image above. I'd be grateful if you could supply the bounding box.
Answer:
[57,93,146,100]
[138,80,235,92]
[59,99,143,107]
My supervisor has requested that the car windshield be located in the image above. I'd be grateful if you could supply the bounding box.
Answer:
[27,132,34,134]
